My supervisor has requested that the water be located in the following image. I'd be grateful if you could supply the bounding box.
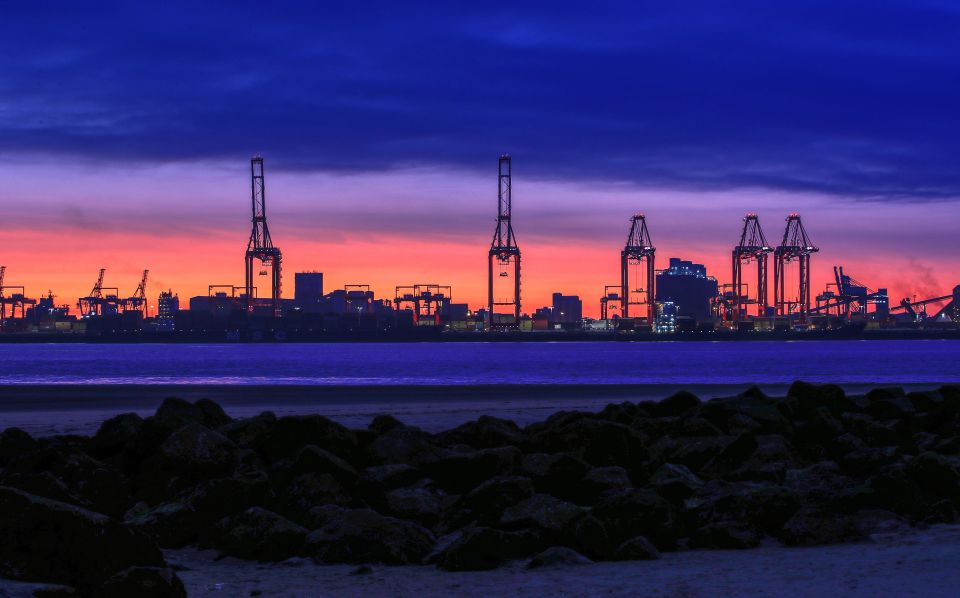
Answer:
[0,340,957,436]
[0,340,957,386]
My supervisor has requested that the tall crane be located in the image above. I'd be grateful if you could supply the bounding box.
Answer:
[621,214,656,321]
[0,266,5,321]
[732,214,772,320]
[774,214,818,321]
[245,156,283,318]
[122,269,149,317]
[488,154,521,330]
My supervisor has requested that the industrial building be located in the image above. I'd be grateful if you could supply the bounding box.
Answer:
[656,258,718,322]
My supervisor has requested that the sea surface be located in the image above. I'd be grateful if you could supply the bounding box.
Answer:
[0,340,957,435]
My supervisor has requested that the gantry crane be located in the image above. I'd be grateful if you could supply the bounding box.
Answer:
[732,214,772,320]
[621,214,656,321]
[774,214,818,321]
[488,154,521,330]
[245,156,283,318]
[0,266,37,323]
[78,269,120,317]
[122,270,149,317]
[394,284,452,325]
[600,285,623,320]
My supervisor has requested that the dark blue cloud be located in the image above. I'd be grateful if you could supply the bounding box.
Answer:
[2,1,959,200]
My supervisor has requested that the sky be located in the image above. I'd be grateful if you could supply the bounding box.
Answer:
[1,1,958,316]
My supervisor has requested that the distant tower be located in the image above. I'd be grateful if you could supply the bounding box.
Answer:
[774,213,818,320]
[488,155,521,329]
[621,214,656,321]
[245,156,283,317]
[732,214,772,320]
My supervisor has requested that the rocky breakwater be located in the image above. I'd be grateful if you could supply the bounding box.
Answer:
[2,382,960,594]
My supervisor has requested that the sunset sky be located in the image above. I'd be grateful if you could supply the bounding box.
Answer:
[2,2,958,316]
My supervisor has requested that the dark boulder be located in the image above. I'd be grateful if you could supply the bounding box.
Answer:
[0,427,36,466]
[568,514,614,560]
[591,489,676,548]
[260,415,358,463]
[662,435,738,472]
[194,398,232,428]
[529,418,648,475]
[125,502,199,548]
[156,422,239,480]
[686,480,799,537]
[500,493,585,535]
[182,472,273,523]
[89,413,144,460]
[526,546,592,569]
[359,464,424,489]
[842,413,899,447]
[274,445,358,486]
[577,466,632,504]
[702,395,790,435]
[0,486,164,594]
[152,398,206,429]
[367,424,447,466]
[614,535,661,560]
[435,416,527,449]
[788,381,857,417]
[423,446,521,493]
[520,452,590,500]
[212,507,308,561]
[649,463,704,501]
[463,475,534,516]
[700,433,759,479]
[92,567,185,598]
[278,472,352,523]
[306,507,435,565]
[655,391,701,417]
[386,484,449,527]
[217,411,276,448]
[436,526,543,571]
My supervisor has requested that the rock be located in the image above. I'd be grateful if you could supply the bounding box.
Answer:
[686,480,799,537]
[274,445,358,486]
[520,452,590,500]
[867,391,915,420]
[577,466,632,503]
[369,414,405,434]
[778,507,864,546]
[463,475,534,516]
[213,507,308,561]
[153,398,206,429]
[436,526,543,571]
[156,422,239,479]
[526,546,592,569]
[702,395,790,435]
[907,390,945,414]
[655,391,701,417]
[592,489,675,548]
[663,435,738,472]
[279,473,352,523]
[423,446,521,493]
[0,471,87,507]
[367,424,447,466]
[360,464,424,489]
[194,398,232,428]
[700,433,759,478]
[500,493,585,534]
[386,485,447,526]
[909,452,960,497]
[530,418,648,474]
[435,416,527,449]
[650,463,704,501]
[92,567,186,598]
[788,381,857,417]
[841,446,899,476]
[569,514,613,560]
[0,427,36,466]
[614,536,661,560]
[260,415,358,463]
[0,486,164,594]
[217,411,276,448]
[842,413,899,447]
[306,507,435,565]
[89,413,144,460]
[183,473,273,522]
[125,502,198,548]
